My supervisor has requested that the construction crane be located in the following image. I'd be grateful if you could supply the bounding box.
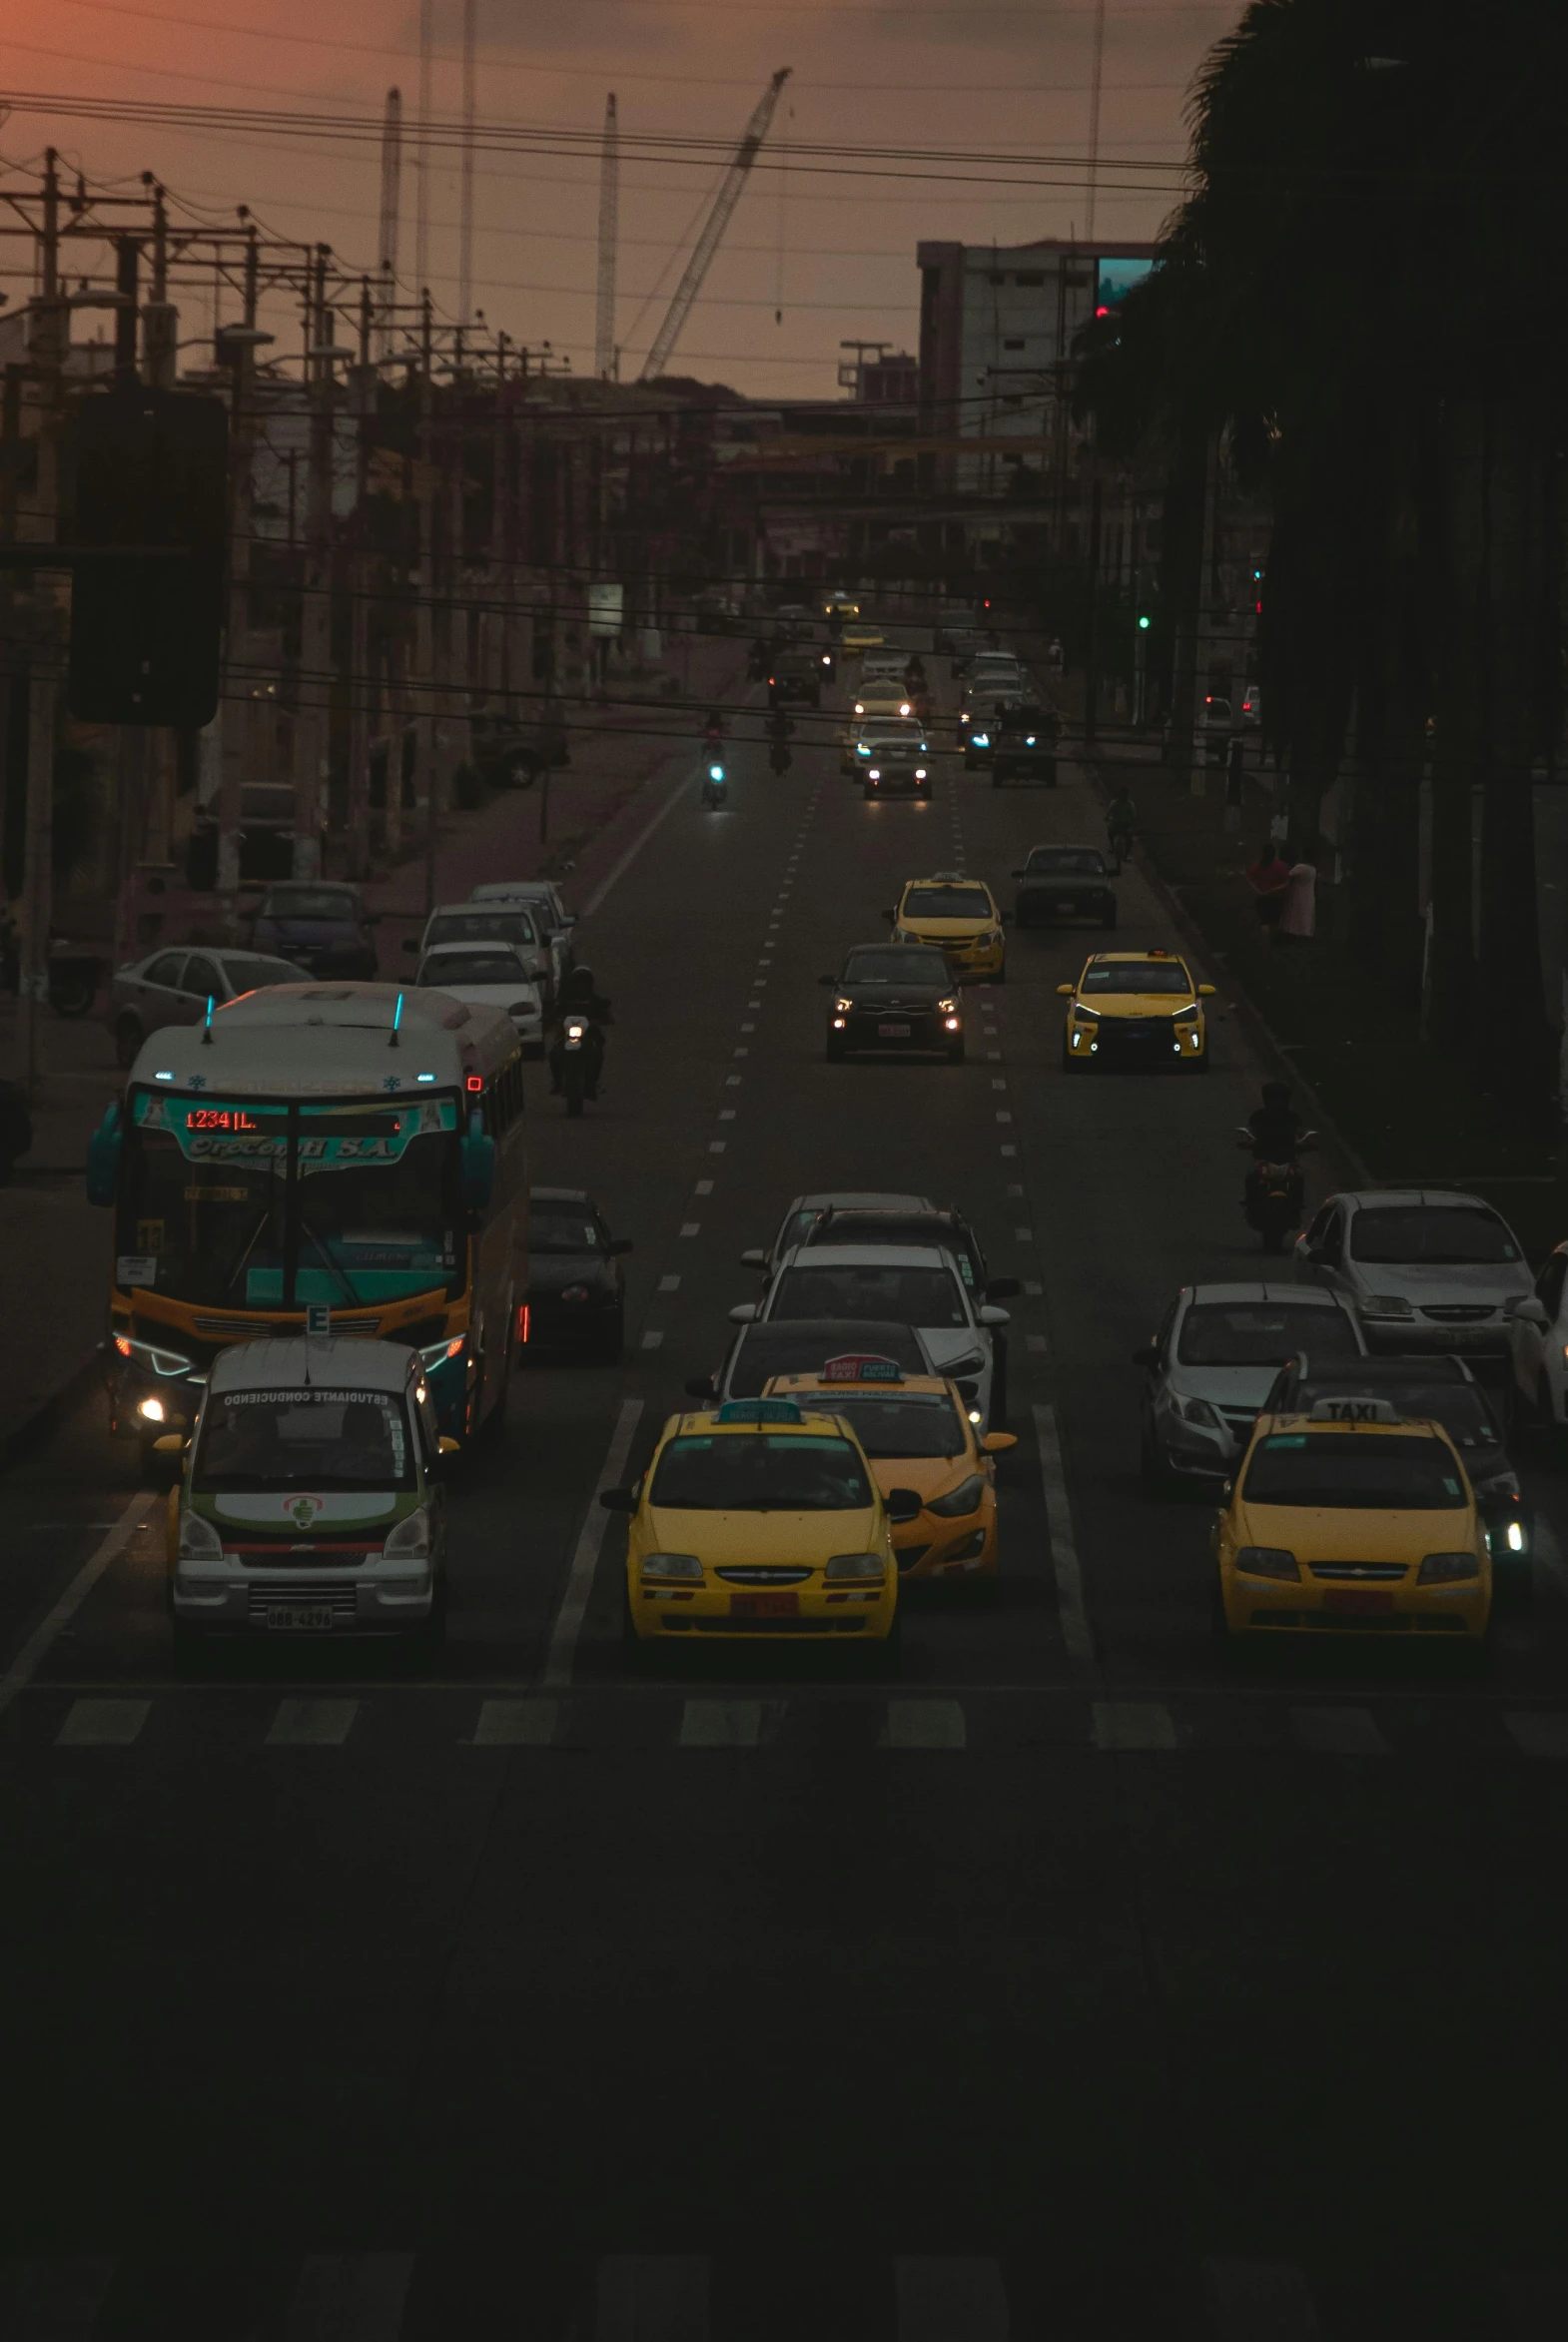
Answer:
[639,67,790,382]
[595,93,619,380]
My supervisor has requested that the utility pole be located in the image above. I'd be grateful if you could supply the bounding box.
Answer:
[17,149,65,1093]
[414,0,433,304]
[378,88,402,363]
[294,245,336,880]
[458,0,476,325]
[416,291,438,916]
[346,278,376,878]
[1086,0,1107,244]
[1083,472,1103,752]
[217,224,266,927]
[595,93,619,381]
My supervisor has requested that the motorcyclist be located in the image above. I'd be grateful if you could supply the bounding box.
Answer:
[765,706,795,744]
[548,963,612,1100]
[1106,786,1139,860]
[747,636,769,680]
[703,707,726,749]
[1242,1081,1306,1213]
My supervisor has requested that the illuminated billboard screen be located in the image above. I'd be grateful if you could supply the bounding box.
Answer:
[1095,257,1156,318]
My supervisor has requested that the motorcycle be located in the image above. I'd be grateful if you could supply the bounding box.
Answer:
[701,761,728,809]
[768,741,793,776]
[1108,824,1135,872]
[559,1015,593,1118]
[1237,1126,1316,1251]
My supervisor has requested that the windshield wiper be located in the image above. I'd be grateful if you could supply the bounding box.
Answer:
[295,1208,367,1307]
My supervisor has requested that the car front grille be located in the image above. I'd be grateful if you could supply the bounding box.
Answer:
[713,1567,813,1586]
[1419,1305,1495,1322]
[247,1587,361,1623]
[670,1615,867,1635]
[193,1312,383,1338]
[1308,1563,1408,1581]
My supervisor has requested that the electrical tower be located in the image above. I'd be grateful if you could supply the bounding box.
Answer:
[639,67,790,383]
[595,92,619,381]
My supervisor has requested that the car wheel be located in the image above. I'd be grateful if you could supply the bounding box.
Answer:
[1141,1423,1175,1497]
[1210,1582,1241,1663]
[948,1041,966,1065]
[992,963,1007,986]
[114,1015,144,1070]
[414,1572,448,1655]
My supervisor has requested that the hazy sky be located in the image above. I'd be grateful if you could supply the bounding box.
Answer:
[0,0,1236,394]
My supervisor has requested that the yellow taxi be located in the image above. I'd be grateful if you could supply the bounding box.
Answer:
[851,676,916,725]
[822,591,860,620]
[600,1396,910,1650]
[764,1356,1016,1590]
[1213,1398,1491,1652]
[889,873,1008,984]
[1058,947,1214,1072]
[841,622,885,655]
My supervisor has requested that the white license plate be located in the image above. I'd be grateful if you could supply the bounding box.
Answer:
[265,1603,336,1632]
[1056,900,1079,913]
[878,1022,912,1037]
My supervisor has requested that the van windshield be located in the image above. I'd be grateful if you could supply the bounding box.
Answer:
[193,1386,416,1491]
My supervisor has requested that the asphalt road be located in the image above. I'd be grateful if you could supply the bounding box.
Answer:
[3,651,1568,2340]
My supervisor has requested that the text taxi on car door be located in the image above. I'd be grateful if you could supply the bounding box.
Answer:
[600,1395,919,1651]
[1211,1394,1491,1656]
[887,875,1009,984]
[763,1354,1016,1591]
[1058,948,1214,1071]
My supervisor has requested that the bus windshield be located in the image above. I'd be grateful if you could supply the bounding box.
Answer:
[117,1090,464,1310]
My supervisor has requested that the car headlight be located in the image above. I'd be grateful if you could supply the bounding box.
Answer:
[642,1552,703,1581]
[419,1335,466,1370]
[1361,1295,1415,1319]
[825,1552,885,1580]
[868,768,881,780]
[177,1508,223,1562]
[928,1473,985,1519]
[1417,1551,1481,1583]
[855,702,867,715]
[938,996,959,1014]
[1234,1547,1299,1580]
[1171,1393,1222,1430]
[971,733,990,748]
[115,1333,194,1377]
[915,768,927,780]
[383,1506,432,1560]
[942,1349,986,1379]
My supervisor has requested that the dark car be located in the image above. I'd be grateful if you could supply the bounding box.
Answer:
[861,733,933,801]
[768,649,822,709]
[1014,844,1118,931]
[251,882,379,978]
[522,1187,633,1364]
[1259,1352,1533,1604]
[959,689,1019,769]
[991,704,1060,786]
[686,1318,940,1407]
[821,943,964,1064]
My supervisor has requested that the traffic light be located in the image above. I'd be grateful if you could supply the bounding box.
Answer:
[65,388,228,726]
[1137,612,1152,631]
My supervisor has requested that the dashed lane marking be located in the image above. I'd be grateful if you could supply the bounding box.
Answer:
[470,1698,559,1747]
[1007,1182,1024,1195]
[991,1077,1007,1090]
[266,1699,359,1748]
[1202,2257,1322,2342]
[1000,1144,1018,1158]
[679,1221,701,1237]
[895,2257,1009,2342]
[1014,1226,1034,1241]
[1506,1712,1568,1758]
[708,1141,727,1154]
[1024,1279,1042,1295]
[55,1698,149,1748]
[880,1698,966,1750]
[694,1179,713,1195]
[1093,1700,1178,1753]
[995,1112,1013,1124]
[1292,1705,1387,1756]
[283,2252,414,2342]
[678,1698,780,1748]
[543,1396,645,1689]
[718,1109,736,1122]
[1026,1334,1048,1355]
[658,1274,680,1292]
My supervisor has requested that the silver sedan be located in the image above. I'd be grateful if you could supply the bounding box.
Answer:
[107,945,302,1069]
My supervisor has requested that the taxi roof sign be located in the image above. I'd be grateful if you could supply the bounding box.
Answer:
[716,1397,804,1425]
[1308,1395,1400,1424]
[821,1353,904,1384]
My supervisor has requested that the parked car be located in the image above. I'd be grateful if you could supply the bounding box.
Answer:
[413,942,544,1054]
[1196,694,1234,765]
[401,901,555,1010]
[469,880,579,991]
[522,1186,632,1363]
[251,882,379,978]
[1507,1237,1568,1429]
[108,945,304,1069]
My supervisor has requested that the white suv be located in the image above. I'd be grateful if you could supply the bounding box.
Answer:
[1507,1240,1568,1425]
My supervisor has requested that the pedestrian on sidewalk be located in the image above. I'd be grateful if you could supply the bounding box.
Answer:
[1279,844,1318,944]
[1245,840,1290,944]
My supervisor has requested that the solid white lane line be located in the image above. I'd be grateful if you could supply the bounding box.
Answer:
[678,1698,778,1748]
[880,1698,967,1750]
[1032,1402,1096,1670]
[267,1699,359,1748]
[1201,2258,1322,2342]
[55,1698,150,1748]
[283,2252,415,2342]
[471,1698,559,1747]
[0,1490,159,1723]
[1505,1712,1568,1758]
[581,764,696,919]
[895,2258,1008,2342]
[1093,1700,1178,1752]
[1291,1705,1387,1757]
[0,2256,117,2339]
[543,1395,645,1688]
[658,1274,680,1292]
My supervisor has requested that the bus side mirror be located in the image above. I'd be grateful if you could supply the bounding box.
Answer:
[461,1115,495,1210]
[152,1433,186,1456]
[86,1101,123,1207]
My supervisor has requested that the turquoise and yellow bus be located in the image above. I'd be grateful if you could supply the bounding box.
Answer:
[87,984,528,1463]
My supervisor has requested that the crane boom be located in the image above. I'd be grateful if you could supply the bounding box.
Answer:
[639,67,790,382]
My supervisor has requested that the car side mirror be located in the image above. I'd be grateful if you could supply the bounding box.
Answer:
[1133,1344,1162,1369]
[1057,984,1074,997]
[818,974,839,987]
[608,1238,634,1256]
[881,908,896,923]
[438,1435,461,1455]
[740,1248,768,1268]
[728,1303,760,1325]
[684,1375,717,1400]
[1515,1297,1550,1329]
[985,1277,1021,1301]
[1011,869,1025,879]
[559,912,578,927]
[1197,983,1216,997]
[598,1486,637,1512]
[152,1432,186,1456]
[978,1305,1010,1327]
[981,1431,1018,1454]
[885,1488,923,1524]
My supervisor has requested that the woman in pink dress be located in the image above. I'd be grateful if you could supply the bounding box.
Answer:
[1279,846,1317,942]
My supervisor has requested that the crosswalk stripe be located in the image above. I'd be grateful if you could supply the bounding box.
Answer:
[1290,1705,1388,1757]
[880,1698,967,1750]
[54,1698,149,1748]
[266,1698,359,1748]
[895,2257,1008,2341]
[1497,2266,1568,2338]
[595,2254,709,2340]
[1202,2257,1322,2340]
[1505,1712,1568,1758]
[677,1698,777,1748]
[283,2252,414,2341]
[1093,1699,1178,1753]
[471,1698,559,1747]
[0,2254,116,2339]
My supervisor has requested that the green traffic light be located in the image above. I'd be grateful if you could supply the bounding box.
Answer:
[1137,614,1152,630]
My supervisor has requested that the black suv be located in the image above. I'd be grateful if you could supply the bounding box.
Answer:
[768,649,822,709]
[1013,844,1117,929]
[991,704,1060,786]
[820,942,963,1063]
